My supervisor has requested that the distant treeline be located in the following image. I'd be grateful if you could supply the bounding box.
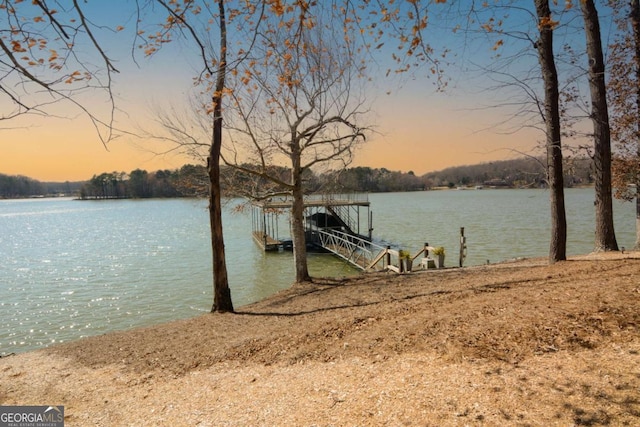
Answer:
[423,156,593,189]
[79,165,208,199]
[0,174,84,199]
[325,156,592,191]
[1,156,595,199]
[78,165,422,199]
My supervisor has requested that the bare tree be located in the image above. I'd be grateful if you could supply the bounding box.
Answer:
[223,5,369,283]
[207,0,233,312]
[533,0,567,263]
[432,0,569,263]
[580,0,619,252]
[139,1,371,298]
[609,0,640,249]
[143,0,266,312]
[467,0,618,256]
[1,0,118,142]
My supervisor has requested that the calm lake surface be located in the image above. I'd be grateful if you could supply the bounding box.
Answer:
[1,188,636,355]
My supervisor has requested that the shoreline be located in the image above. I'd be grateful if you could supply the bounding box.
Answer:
[2,252,639,426]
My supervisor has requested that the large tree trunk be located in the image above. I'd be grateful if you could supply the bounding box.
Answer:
[290,138,311,283]
[535,0,567,263]
[581,0,619,252]
[209,0,233,313]
[633,0,640,250]
[208,151,233,312]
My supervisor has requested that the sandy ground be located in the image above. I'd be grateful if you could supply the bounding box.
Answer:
[1,252,639,426]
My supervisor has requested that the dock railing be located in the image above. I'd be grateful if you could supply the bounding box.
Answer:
[314,228,379,270]
[314,228,449,273]
[314,228,411,272]
[304,193,369,205]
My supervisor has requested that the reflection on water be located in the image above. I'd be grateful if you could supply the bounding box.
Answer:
[0,189,635,355]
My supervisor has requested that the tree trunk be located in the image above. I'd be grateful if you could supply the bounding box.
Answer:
[290,137,311,283]
[580,0,619,252]
[636,192,640,250]
[208,153,233,312]
[534,0,567,263]
[633,0,640,250]
[209,0,233,313]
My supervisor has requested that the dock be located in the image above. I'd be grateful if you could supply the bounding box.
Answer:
[251,231,290,252]
[251,193,372,252]
[251,193,463,272]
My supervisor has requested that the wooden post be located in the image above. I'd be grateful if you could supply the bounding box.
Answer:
[369,211,374,240]
[385,245,391,268]
[424,242,429,258]
[459,227,466,267]
[263,211,268,248]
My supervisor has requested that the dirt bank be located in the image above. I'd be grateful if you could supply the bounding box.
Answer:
[1,252,639,426]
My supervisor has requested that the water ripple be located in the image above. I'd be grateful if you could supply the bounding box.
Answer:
[1,191,635,356]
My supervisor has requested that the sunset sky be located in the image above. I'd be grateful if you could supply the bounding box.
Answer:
[1,82,544,182]
[1,2,575,182]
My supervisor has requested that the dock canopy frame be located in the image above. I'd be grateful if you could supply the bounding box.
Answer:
[251,193,371,252]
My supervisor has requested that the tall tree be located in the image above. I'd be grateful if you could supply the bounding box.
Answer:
[144,0,255,312]
[535,0,567,263]
[632,0,640,249]
[208,0,233,312]
[404,1,570,262]
[609,0,640,249]
[580,0,619,252]
[223,4,369,283]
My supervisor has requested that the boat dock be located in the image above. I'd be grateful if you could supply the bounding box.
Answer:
[251,193,371,252]
[251,193,464,272]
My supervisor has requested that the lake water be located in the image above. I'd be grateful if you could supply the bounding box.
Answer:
[1,189,636,355]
